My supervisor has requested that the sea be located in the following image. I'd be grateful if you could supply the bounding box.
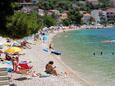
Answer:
[53,27,115,86]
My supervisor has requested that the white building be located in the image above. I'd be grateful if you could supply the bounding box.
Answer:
[82,13,91,24]
[91,10,102,23]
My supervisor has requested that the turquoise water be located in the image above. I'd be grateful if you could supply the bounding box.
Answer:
[53,28,115,86]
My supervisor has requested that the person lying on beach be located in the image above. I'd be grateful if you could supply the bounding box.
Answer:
[20,40,32,49]
[45,61,58,76]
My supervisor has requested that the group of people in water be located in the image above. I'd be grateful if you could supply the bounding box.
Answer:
[93,51,115,56]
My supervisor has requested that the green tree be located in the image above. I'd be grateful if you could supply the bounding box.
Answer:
[0,0,16,35]
[99,0,112,8]
[62,19,71,26]
[68,9,83,25]
[7,12,42,38]
[37,0,72,11]
[42,15,57,27]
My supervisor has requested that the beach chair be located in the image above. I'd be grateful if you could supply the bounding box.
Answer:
[0,68,11,86]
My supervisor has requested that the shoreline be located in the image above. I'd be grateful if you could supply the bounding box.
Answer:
[2,26,114,86]
[48,29,93,86]
[7,28,92,86]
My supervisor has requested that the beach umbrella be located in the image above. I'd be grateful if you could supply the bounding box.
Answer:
[5,47,22,54]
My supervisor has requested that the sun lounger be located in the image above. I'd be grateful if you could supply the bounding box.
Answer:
[0,68,11,86]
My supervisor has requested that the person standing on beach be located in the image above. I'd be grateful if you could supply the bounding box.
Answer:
[49,43,54,50]
[12,57,18,72]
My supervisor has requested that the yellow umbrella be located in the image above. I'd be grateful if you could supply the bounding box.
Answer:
[5,47,22,54]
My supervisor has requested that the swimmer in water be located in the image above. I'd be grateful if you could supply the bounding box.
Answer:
[100,51,103,55]
[93,52,95,56]
[112,52,114,55]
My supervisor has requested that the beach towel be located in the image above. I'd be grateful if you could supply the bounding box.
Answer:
[43,48,49,52]
[39,72,50,78]
[0,61,13,72]
[51,50,61,55]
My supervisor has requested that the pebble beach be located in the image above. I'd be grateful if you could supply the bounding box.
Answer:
[8,29,92,86]
[0,28,93,86]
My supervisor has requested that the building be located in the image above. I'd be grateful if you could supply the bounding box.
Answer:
[106,8,115,21]
[38,9,45,16]
[91,10,101,23]
[17,0,38,7]
[59,11,68,20]
[91,10,107,23]
[99,11,107,23]
[17,0,38,3]
[85,0,99,6]
[17,0,31,3]
[47,10,60,17]
[82,13,91,24]
[111,0,115,7]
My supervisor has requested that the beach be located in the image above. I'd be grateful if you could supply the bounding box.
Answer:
[6,28,92,86]
[2,25,114,86]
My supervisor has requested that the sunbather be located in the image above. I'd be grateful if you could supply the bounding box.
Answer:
[20,40,31,49]
[45,61,58,76]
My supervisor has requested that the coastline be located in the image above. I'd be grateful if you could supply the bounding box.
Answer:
[48,29,93,86]
[1,25,113,86]
[2,25,114,86]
